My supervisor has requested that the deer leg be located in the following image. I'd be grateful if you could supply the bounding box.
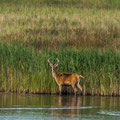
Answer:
[59,85,62,95]
[77,79,83,92]
[72,85,77,95]
[77,83,83,92]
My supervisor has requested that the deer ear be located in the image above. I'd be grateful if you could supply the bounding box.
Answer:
[54,58,59,67]
[80,75,84,78]
[49,63,53,67]
[54,64,58,67]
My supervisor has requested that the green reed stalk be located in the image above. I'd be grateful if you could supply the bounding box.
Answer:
[0,43,120,95]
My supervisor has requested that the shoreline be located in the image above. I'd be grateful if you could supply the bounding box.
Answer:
[0,91,120,97]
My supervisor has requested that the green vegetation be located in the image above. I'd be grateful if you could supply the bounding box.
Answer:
[0,43,120,95]
[0,0,120,95]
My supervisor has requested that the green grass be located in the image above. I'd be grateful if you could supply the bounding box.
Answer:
[0,43,120,95]
[0,0,120,95]
[0,0,120,49]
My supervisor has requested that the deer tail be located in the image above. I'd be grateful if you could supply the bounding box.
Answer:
[78,75,84,78]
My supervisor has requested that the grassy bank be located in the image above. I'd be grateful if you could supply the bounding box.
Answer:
[0,43,120,95]
[0,0,120,49]
[0,0,120,95]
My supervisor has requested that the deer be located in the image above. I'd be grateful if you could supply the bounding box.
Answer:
[48,58,84,95]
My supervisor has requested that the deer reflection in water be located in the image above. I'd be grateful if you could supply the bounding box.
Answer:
[55,96,84,115]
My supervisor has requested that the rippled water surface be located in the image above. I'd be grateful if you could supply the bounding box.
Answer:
[0,93,120,120]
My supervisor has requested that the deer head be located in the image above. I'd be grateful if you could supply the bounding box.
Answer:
[48,58,59,78]
[48,58,59,69]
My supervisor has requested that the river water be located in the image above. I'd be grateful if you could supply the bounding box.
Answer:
[0,93,120,120]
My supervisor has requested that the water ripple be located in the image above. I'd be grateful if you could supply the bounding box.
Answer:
[98,111,120,117]
[0,106,98,110]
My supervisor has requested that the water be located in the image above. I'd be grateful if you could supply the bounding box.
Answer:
[0,93,120,120]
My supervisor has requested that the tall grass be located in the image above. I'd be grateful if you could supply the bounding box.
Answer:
[0,0,120,49]
[0,43,120,95]
[0,0,120,95]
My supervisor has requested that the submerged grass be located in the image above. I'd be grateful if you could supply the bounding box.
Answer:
[0,43,120,95]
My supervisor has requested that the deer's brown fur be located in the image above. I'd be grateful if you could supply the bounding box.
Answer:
[48,58,84,95]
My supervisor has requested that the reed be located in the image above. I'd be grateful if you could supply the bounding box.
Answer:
[0,0,120,95]
[0,43,120,95]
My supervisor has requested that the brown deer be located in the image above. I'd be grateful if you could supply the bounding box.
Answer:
[48,58,84,95]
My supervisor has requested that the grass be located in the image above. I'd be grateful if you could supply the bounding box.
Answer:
[0,43,120,95]
[0,0,120,95]
[0,0,120,49]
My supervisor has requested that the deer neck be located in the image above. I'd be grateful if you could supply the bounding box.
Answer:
[52,68,57,79]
